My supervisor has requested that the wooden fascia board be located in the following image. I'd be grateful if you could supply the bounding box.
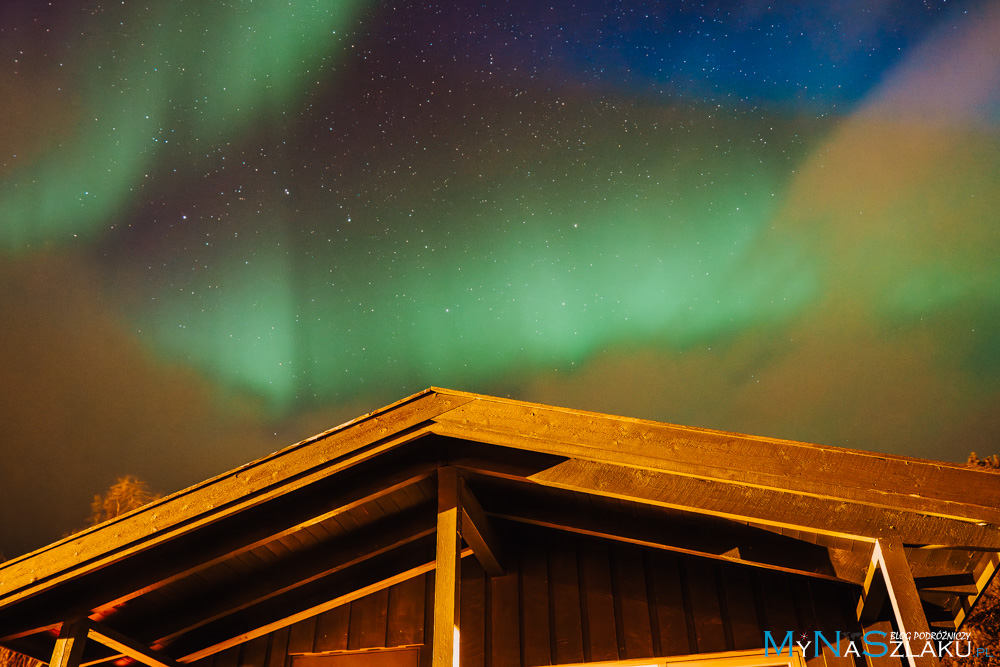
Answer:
[0,391,474,612]
[428,396,1000,524]
[525,458,1000,549]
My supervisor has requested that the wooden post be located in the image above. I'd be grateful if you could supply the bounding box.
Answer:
[432,467,462,667]
[49,619,88,667]
[875,538,939,667]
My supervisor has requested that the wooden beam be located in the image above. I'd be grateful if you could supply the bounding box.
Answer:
[115,507,436,643]
[89,463,440,617]
[0,391,473,612]
[946,551,999,630]
[49,620,88,667]
[180,562,440,662]
[875,538,939,667]
[86,621,182,667]
[458,478,503,577]
[487,491,869,584]
[524,458,1000,549]
[168,537,441,661]
[857,551,888,623]
[432,467,462,667]
[429,396,1000,523]
[0,457,441,641]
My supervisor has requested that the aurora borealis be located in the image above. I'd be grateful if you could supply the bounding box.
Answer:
[2,0,1000,557]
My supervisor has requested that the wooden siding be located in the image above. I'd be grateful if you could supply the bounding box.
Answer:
[190,525,889,667]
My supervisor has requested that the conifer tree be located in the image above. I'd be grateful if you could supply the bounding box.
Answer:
[0,476,161,667]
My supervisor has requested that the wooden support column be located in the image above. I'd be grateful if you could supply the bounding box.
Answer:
[433,467,462,667]
[49,620,88,667]
[873,538,939,667]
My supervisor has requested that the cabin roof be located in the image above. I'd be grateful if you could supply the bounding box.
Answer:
[1,387,998,665]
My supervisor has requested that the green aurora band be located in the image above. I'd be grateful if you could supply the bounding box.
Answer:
[0,0,368,249]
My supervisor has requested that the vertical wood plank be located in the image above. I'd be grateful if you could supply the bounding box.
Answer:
[287,617,318,654]
[490,564,521,667]
[461,557,487,667]
[578,540,618,662]
[791,579,820,633]
[265,626,290,667]
[713,565,735,653]
[349,587,390,649]
[214,646,241,667]
[683,558,727,654]
[314,605,351,653]
[719,565,760,650]
[611,544,653,659]
[649,552,692,657]
[757,570,799,636]
[387,574,427,647]
[238,635,270,667]
[809,581,859,667]
[49,620,88,667]
[422,572,436,667]
[789,579,823,667]
[519,530,552,667]
[548,533,585,665]
[433,467,462,667]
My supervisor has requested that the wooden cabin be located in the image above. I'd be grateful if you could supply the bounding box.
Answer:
[1,389,998,667]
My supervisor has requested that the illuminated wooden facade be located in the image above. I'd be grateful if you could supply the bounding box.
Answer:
[1,389,997,667]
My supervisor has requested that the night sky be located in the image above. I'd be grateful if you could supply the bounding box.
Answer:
[2,0,1000,558]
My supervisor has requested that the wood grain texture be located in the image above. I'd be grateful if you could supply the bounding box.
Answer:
[529,459,1000,549]
[578,540,618,663]
[429,395,1000,522]
[459,558,486,667]
[313,606,350,653]
[0,391,469,610]
[386,575,425,647]
[432,469,462,667]
[610,544,653,659]
[519,533,551,667]
[547,533,584,666]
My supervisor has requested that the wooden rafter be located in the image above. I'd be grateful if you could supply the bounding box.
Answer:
[483,488,869,584]
[428,393,1000,524]
[525,459,1000,549]
[86,621,182,667]
[170,537,441,661]
[0,391,472,613]
[114,507,437,644]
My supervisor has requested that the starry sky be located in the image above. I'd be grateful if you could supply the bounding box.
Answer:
[2,0,999,558]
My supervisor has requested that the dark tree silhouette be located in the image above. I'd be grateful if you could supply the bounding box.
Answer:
[0,476,161,667]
